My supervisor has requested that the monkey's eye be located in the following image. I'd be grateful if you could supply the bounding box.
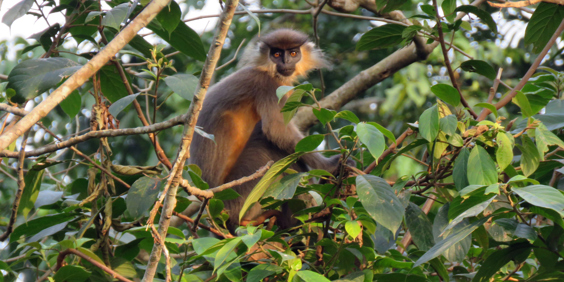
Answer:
[274,52,281,58]
[290,51,297,57]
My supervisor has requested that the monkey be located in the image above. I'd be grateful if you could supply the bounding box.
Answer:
[188,29,344,233]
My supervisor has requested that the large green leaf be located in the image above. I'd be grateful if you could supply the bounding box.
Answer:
[517,137,540,177]
[295,135,324,152]
[467,146,498,185]
[472,241,532,282]
[1,0,34,28]
[453,148,470,191]
[246,264,284,281]
[454,5,497,33]
[101,3,130,30]
[419,105,440,142]
[296,270,331,282]
[524,2,564,53]
[53,265,91,282]
[433,204,471,263]
[126,176,161,219]
[356,175,405,232]
[156,1,181,35]
[147,21,206,61]
[430,84,460,106]
[59,90,82,118]
[415,216,489,266]
[443,194,495,233]
[7,58,82,103]
[460,60,496,80]
[496,132,514,170]
[99,65,130,103]
[357,123,385,161]
[263,173,305,200]
[10,213,75,242]
[163,73,200,101]
[405,203,435,251]
[18,168,44,219]
[214,237,242,273]
[535,124,564,160]
[513,185,564,216]
[108,94,139,118]
[240,153,303,221]
[356,24,407,51]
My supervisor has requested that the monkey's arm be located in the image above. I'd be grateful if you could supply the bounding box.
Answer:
[258,101,340,172]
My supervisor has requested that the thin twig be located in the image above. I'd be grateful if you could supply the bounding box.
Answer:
[488,68,503,104]
[56,249,133,282]
[216,39,246,71]
[433,0,478,119]
[477,20,564,121]
[0,131,30,241]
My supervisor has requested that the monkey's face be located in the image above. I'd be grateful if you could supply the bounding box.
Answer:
[269,47,302,76]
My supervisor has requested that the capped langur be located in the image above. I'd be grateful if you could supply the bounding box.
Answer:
[189,29,343,232]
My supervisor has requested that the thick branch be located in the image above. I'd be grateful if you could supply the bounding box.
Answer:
[142,0,239,280]
[0,0,172,150]
[0,110,185,158]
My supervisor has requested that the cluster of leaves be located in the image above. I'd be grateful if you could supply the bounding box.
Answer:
[1,0,564,282]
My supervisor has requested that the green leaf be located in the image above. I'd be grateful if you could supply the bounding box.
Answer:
[99,65,130,103]
[1,0,34,28]
[419,105,440,142]
[164,73,199,101]
[518,137,540,177]
[335,110,360,124]
[296,270,331,282]
[208,199,224,218]
[214,238,242,272]
[147,21,206,61]
[513,91,534,117]
[535,124,564,160]
[453,148,470,191]
[467,146,498,185]
[246,264,284,281]
[414,216,489,267]
[356,175,405,232]
[126,176,161,219]
[59,90,81,118]
[53,265,91,282]
[405,203,435,251]
[433,204,471,263]
[368,122,396,143]
[443,195,495,233]
[496,132,514,170]
[439,115,457,135]
[263,173,305,200]
[102,3,130,30]
[108,94,139,118]
[282,89,306,125]
[442,0,457,22]
[356,24,407,51]
[524,2,564,53]
[420,4,436,18]
[18,169,44,219]
[430,84,460,106]
[10,213,75,242]
[313,108,337,124]
[357,123,385,161]
[382,0,408,13]
[157,1,181,35]
[475,102,498,119]
[472,242,532,282]
[345,220,362,239]
[7,58,82,103]
[454,5,497,33]
[240,153,303,221]
[295,135,324,152]
[276,86,294,101]
[513,185,564,216]
[459,60,496,80]
[241,229,262,249]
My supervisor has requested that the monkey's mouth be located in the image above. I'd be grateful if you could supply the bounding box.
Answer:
[277,67,295,76]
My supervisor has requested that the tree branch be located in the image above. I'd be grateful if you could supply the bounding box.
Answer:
[142,0,239,280]
[56,249,133,282]
[0,0,173,150]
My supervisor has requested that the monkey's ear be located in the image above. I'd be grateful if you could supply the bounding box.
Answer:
[303,42,316,51]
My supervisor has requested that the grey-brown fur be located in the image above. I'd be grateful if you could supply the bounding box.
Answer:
[189,29,339,233]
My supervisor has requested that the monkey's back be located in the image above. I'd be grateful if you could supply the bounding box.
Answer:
[190,67,282,187]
